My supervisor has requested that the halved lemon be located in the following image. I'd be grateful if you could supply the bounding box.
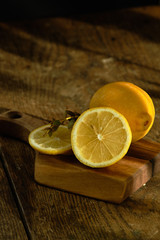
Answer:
[28,124,72,155]
[71,107,132,168]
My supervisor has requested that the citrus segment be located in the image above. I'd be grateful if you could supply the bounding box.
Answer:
[28,124,72,155]
[71,107,132,168]
[89,82,155,142]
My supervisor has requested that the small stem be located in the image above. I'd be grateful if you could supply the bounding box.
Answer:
[46,110,80,136]
[65,116,73,121]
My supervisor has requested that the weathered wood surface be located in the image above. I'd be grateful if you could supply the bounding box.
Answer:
[0,139,27,240]
[0,5,160,240]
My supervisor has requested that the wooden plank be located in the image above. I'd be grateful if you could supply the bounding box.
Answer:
[0,141,27,240]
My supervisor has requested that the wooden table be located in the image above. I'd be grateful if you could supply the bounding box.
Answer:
[0,5,160,240]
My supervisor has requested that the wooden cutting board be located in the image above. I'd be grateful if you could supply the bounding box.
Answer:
[0,110,160,203]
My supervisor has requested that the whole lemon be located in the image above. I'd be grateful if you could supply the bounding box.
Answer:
[89,82,155,142]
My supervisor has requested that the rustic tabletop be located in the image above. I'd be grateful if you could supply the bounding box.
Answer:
[0,5,160,240]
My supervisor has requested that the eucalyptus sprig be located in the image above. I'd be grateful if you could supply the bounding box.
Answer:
[45,110,80,137]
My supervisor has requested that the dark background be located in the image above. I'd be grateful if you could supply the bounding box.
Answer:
[1,0,160,20]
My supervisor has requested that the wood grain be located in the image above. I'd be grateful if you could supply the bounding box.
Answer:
[35,153,153,203]
[0,5,160,240]
[0,6,160,128]
[0,143,27,240]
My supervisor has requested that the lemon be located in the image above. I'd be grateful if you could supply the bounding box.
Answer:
[89,82,155,142]
[71,107,132,168]
[28,124,72,155]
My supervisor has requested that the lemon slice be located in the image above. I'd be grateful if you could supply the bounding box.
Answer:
[71,107,132,168]
[28,124,72,155]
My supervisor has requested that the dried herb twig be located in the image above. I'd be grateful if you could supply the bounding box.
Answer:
[45,110,80,137]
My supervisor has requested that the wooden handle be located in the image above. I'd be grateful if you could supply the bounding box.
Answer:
[0,110,46,142]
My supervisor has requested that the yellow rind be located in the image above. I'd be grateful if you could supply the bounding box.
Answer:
[28,124,72,155]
